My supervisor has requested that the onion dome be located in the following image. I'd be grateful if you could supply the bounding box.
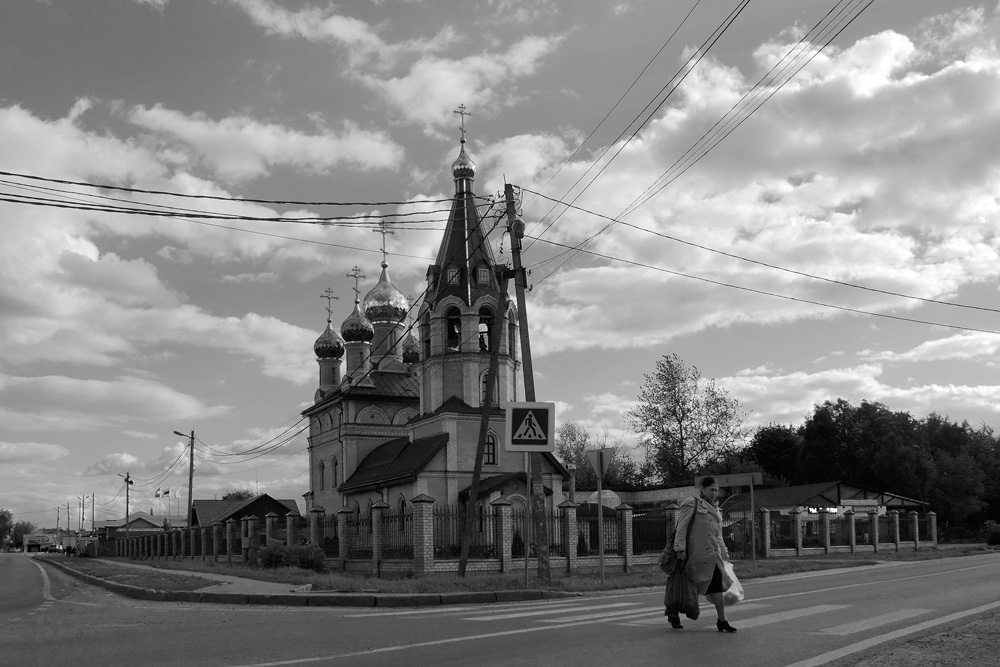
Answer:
[363,261,409,323]
[314,319,345,359]
[341,300,374,342]
[402,331,420,364]
[452,139,476,181]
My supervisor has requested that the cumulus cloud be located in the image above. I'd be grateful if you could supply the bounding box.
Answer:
[126,104,404,181]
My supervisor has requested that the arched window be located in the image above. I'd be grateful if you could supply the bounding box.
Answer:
[445,307,462,352]
[331,456,338,488]
[398,496,407,533]
[476,502,485,533]
[483,432,498,466]
[478,307,493,352]
[480,370,498,405]
[507,317,517,360]
[318,460,325,491]
[421,313,431,359]
[366,499,374,534]
[353,502,361,535]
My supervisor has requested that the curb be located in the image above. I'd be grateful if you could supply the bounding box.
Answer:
[37,558,573,608]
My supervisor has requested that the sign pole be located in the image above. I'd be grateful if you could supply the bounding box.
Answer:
[750,481,757,575]
[524,454,530,589]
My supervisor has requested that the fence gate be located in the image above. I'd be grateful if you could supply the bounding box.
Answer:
[721,494,761,559]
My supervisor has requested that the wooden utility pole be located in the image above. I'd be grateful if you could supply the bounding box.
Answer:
[458,271,510,576]
[174,430,195,527]
[504,183,550,582]
[119,472,133,543]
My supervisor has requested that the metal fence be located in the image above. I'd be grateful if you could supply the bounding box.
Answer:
[576,512,621,556]
[829,516,851,546]
[346,512,372,559]
[632,510,671,555]
[434,505,497,559]
[878,515,894,543]
[769,513,794,549]
[381,508,413,559]
[322,515,339,557]
[800,519,824,548]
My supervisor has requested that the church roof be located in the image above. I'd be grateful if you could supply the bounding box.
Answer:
[339,433,449,493]
[458,471,554,500]
[303,370,419,417]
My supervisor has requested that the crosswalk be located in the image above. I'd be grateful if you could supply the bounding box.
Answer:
[345,597,937,636]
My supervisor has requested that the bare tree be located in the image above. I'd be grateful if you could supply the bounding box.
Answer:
[627,353,750,484]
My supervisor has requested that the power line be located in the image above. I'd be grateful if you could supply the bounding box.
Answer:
[526,234,1000,336]
[521,188,1000,315]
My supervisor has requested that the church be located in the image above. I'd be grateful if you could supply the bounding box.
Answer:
[302,133,568,518]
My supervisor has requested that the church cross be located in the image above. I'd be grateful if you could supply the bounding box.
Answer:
[373,221,395,265]
[453,104,470,141]
[346,266,366,301]
[320,288,339,319]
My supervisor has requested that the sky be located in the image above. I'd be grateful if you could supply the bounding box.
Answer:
[2,0,999,530]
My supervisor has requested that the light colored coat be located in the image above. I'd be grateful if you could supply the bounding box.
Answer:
[673,494,729,595]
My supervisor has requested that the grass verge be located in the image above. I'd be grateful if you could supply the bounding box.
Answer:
[40,545,995,595]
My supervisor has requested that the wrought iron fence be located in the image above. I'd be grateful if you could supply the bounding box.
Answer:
[632,510,671,555]
[769,513,794,549]
[801,518,824,548]
[434,505,497,559]
[547,509,565,557]
[878,515,894,543]
[347,513,372,559]
[511,509,534,558]
[854,517,872,545]
[576,512,621,556]
[322,514,339,557]
[381,508,413,559]
[829,516,851,546]
[898,515,914,542]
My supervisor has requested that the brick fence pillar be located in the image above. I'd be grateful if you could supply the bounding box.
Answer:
[492,497,513,573]
[845,510,856,553]
[616,504,633,572]
[759,508,771,558]
[927,511,938,548]
[821,511,832,553]
[337,505,353,569]
[199,526,207,560]
[411,494,435,574]
[371,500,389,571]
[225,518,237,564]
[559,500,578,574]
[869,510,879,552]
[910,511,920,551]
[790,508,802,555]
[212,523,221,562]
[265,512,278,545]
[309,506,325,547]
[180,527,189,560]
[286,510,300,545]
[173,528,181,560]
[890,511,900,552]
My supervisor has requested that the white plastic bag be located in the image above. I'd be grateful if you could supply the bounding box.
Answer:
[723,561,744,605]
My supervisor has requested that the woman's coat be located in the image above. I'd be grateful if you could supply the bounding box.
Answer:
[673,494,729,595]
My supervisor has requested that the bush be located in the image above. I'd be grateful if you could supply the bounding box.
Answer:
[985,521,1000,546]
[254,541,327,572]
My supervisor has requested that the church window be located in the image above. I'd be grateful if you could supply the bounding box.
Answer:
[478,307,493,352]
[332,456,338,487]
[445,307,462,352]
[480,370,499,406]
[353,502,361,535]
[447,267,460,285]
[478,267,490,285]
[367,499,374,534]
[483,433,498,466]
[476,502,485,533]
[397,496,407,532]
[421,313,431,359]
[319,460,325,491]
[507,318,517,360]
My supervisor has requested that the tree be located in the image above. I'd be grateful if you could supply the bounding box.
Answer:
[744,424,802,484]
[554,421,643,490]
[222,488,256,501]
[12,520,36,549]
[627,353,750,484]
[0,509,12,547]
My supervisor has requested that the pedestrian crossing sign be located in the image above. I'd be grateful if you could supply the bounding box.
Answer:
[505,402,556,452]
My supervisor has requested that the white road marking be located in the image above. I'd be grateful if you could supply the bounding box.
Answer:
[621,602,774,626]
[737,604,848,629]
[344,598,580,618]
[784,600,1000,667]
[465,601,639,620]
[817,608,932,635]
[540,607,663,623]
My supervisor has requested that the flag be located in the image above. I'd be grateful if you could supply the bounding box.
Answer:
[162,487,170,497]
[155,489,160,498]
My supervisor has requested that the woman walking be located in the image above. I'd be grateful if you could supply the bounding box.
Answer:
[670,476,737,632]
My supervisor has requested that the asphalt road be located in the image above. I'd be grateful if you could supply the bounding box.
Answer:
[2,552,999,667]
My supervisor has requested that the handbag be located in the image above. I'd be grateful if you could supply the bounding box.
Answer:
[658,504,695,575]
[664,568,701,619]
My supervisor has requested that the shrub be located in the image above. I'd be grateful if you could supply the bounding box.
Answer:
[986,521,1000,546]
[285,544,326,572]
[258,542,287,569]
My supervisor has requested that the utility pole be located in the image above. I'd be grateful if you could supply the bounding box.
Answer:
[503,183,550,582]
[174,430,195,527]
[78,496,85,531]
[118,472,133,543]
[91,493,95,533]
[54,506,60,532]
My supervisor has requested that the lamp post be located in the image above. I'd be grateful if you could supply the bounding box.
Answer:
[174,430,195,527]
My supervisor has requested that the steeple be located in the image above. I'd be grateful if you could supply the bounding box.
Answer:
[314,288,345,398]
[363,225,408,366]
[341,266,374,384]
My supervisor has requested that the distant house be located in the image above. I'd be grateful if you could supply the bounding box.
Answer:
[189,494,300,528]
[94,511,183,540]
[748,481,927,516]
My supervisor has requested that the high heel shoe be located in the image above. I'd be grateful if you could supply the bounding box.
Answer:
[716,620,738,633]
[667,615,683,629]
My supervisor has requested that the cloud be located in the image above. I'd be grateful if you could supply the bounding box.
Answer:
[0,442,70,464]
[0,374,231,432]
[127,104,404,181]
[84,452,143,475]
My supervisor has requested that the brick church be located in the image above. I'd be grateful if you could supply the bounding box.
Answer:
[302,133,567,518]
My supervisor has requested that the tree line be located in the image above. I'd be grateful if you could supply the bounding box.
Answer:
[556,353,1000,527]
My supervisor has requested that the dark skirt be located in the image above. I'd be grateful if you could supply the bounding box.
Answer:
[705,565,725,595]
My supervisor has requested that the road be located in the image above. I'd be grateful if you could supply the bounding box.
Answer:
[2,552,999,667]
